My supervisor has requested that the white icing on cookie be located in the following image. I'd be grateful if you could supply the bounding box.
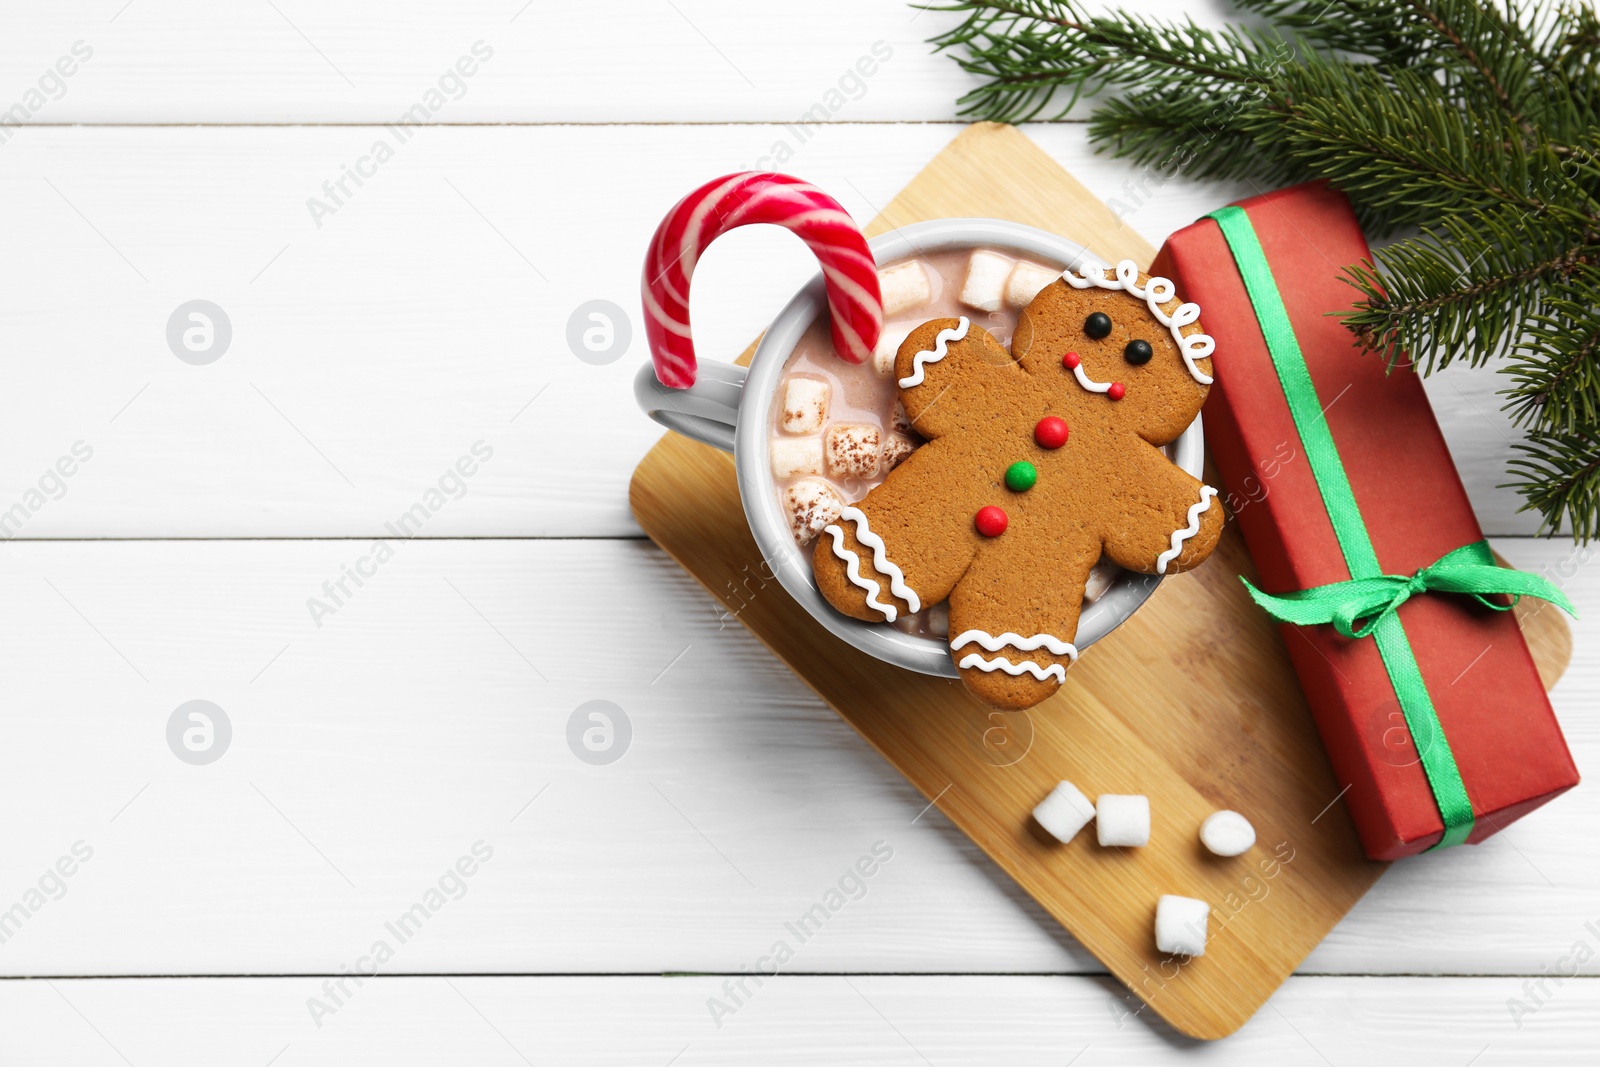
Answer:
[957,653,1069,684]
[823,524,897,621]
[822,506,921,621]
[1062,260,1215,385]
[1156,485,1219,574]
[1068,361,1113,394]
[839,506,920,613]
[950,630,1080,660]
[897,316,971,388]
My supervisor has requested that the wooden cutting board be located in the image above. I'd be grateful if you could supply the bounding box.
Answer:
[628,123,1573,1039]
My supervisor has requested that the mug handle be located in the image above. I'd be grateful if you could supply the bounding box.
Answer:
[633,360,746,453]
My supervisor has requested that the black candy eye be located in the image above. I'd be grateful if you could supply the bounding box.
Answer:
[1124,339,1153,365]
[1083,312,1112,340]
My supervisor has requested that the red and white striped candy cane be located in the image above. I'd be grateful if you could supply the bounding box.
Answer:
[641,172,883,389]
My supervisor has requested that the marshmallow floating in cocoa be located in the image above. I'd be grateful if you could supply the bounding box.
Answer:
[879,261,932,317]
[824,424,881,479]
[880,433,916,472]
[960,249,1015,313]
[1006,261,1061,308]
[780,377,830,435]
[782,478,843,543]
[872,323,915,378]
[1083,559,1120,603]
[771,437,824,480]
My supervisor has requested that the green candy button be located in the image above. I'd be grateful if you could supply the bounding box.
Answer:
[1004,461,1037,492]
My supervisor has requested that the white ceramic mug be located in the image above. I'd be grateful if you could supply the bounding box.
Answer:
[634,218,1205,677]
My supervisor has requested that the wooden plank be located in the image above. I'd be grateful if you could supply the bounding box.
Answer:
[628,123,1576,1039]
[0,123,1549,538]
[4,975,1595,1065]
[0,0,1232,124]
[0,537,1589,979]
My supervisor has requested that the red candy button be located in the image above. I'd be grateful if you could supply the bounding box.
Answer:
[975,505,1008,538]
[1061,351,1082,370]
[1107,382,1126,401]
[1034,416,1069,449]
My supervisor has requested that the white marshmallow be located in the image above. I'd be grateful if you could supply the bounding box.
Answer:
[824,424,881,479]
[1083,559,1120,603]
[1006,261,1061,308]
[1199,810,1256,857]
[782,478,843,543]
[1033,781,1097,844]
[1155,894,1210,957]
[770,436,824,480]
[1096,794,1150,847]
[780,377,830,435]
[960,250,1015,313]
[873,323,915,378]
[879,261,932,316]
[880,433,916,472]
[891,401,913,436]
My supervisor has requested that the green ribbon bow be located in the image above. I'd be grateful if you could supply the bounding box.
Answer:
[1204,205,1577,850]
[1243,540,1575,640]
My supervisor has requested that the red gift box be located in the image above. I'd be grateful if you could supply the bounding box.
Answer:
[1151,182,1579,860]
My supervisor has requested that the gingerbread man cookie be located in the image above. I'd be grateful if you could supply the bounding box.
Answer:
[812,260,1223,710]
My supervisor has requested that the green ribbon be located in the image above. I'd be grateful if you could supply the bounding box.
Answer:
[1204,205,1577,850]
[1243,540,1575,640]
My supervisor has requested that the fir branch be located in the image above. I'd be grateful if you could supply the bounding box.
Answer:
[1551,3,1600,125]
[1340,206,1592,371]
[928,1,1296,122]
[1087,90,1288,183]
[1507,428,1600,540]
[1260,65,1597,233]
[1229,1,1432,65]
[1243,2,1573,126]
[1500,265,1600,433]
[1403,0,1533,121]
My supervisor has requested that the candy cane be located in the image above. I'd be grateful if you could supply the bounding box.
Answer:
[641,172,883,389]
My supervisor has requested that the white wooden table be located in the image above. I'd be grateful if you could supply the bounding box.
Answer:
[0,2,1592,1062]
